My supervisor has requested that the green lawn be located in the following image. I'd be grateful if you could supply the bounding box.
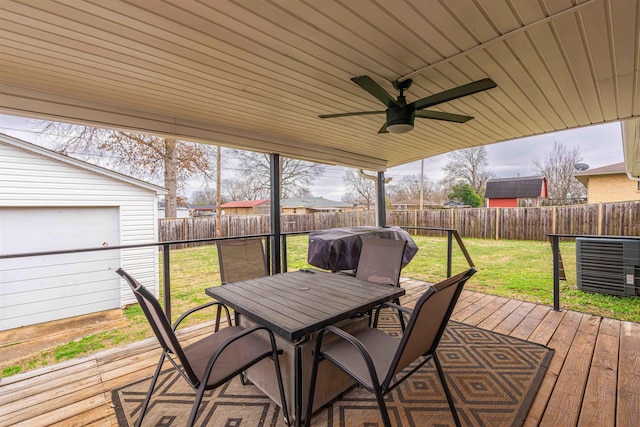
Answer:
[3,235,639,378]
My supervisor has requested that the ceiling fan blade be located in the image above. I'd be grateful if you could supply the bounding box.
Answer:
[351,76,400,108]
[415,110,473,123]
[319,111,385,119]
[411,78,497,110]
[378,122,389,133]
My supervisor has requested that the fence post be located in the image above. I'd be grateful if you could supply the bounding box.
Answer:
[598,203,603,235]
[495,207,500,240]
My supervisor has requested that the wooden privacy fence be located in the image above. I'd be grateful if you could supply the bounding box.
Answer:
[159,201,639,243]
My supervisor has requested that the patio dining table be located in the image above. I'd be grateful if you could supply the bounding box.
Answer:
[205,269,405,426]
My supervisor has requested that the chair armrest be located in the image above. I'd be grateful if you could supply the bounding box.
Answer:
[316,325,382,389]
[378,302,413,315]
[201,324,281,386]
[172,301,231,331]
[372,302,412,328]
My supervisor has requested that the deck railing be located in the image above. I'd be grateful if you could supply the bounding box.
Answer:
[1,227,472,330]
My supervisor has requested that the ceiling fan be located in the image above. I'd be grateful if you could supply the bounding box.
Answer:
[319,76,497,134]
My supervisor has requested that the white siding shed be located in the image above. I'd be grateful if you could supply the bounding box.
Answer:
[0,133,167,331]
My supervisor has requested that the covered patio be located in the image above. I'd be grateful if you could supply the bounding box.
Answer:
[2,280,638,426]
[0,1,639,426]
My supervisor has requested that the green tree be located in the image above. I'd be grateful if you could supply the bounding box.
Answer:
[448,183,483,207]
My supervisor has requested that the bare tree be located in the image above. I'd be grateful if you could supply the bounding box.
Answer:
[221,177,265,201]
[343,169,376,209]
[443,147,493,195]
[33,121,215,217]
[387,174,438,203]
[232,151,324,199]
[190,189,217,205]
[533,142,586,204]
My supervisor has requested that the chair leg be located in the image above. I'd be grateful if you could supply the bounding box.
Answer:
[394,298,406,332]
[272,348,290,425]
[304,344,322,427]
[135,352,166,427]
[434,352,461,427]
[187,382,208,427]
[374,387,392,427]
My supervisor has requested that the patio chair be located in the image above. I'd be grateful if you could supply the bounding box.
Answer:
[304,267,477,427]
[355,238,408,330]
[216,237,268,283]
[116,268,289,427]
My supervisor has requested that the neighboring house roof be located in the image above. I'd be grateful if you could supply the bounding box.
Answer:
[485,176,547,199]
[220,200,270,208]
[443,201,468,207]
[574,162,626,186]
[392,199,420,206]
[281,196,352,210]
[0,133,167,194]
[188,204,217,210]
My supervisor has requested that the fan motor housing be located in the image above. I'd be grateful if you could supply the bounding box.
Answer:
[387,106,415,127]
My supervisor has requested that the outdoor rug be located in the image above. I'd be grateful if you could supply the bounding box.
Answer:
[112,317,553,427]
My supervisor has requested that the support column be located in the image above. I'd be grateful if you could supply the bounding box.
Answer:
[270,153,281,274]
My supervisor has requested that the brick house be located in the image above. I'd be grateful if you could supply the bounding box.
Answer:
[574,162,640,204]
[281,197,354,214]
[220,200,270,215]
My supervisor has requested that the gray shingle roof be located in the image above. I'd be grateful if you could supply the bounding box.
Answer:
[485,176,546,199]
[281,196,352,209]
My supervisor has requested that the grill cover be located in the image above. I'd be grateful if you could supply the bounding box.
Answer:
[307,226,418,271]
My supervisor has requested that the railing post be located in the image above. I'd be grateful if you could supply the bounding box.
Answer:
[163,243,171,322]
[550,235,561,311]
[265,237,272,276]
[282,234,288,273]
[447,231,453,278]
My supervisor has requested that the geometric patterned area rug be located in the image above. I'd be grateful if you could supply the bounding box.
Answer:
[112,317,553,427]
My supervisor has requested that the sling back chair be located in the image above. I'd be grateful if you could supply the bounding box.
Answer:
[216,237,268,283]
[355,238,408,330]
[116,268,289,427]
[305,267,477,427]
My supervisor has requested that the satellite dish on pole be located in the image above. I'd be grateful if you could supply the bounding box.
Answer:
[574,163,589,171]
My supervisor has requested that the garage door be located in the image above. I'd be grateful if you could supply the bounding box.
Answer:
[0,207,120,331]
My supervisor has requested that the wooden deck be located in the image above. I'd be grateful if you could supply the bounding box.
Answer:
[1,278,639,427]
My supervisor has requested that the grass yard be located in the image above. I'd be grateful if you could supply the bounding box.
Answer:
[2,235,639,377]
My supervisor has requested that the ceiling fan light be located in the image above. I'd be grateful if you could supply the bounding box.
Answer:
[387,123,414,133]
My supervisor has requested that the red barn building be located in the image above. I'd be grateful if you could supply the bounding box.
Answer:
[485,176,548,208]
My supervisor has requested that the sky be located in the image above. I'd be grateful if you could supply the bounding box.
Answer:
[312,121,624,200]
[0,114,625,201]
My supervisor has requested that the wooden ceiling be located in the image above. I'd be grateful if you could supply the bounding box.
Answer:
[1,0,638,173]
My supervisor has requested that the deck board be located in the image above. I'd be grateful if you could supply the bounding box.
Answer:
[541,315,601,426]
[0,282,638,427]
[617,321,640,427]
[577,318,620,427]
